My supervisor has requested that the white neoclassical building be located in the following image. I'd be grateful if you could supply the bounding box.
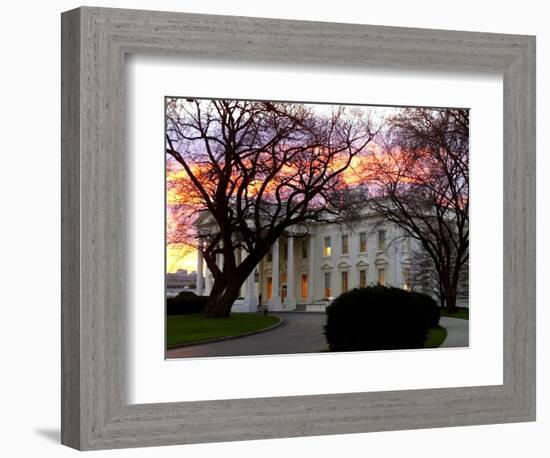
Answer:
[194,210,419,312]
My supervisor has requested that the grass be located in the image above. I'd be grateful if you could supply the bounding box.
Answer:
[166,312,281,348]
[440,306,469,320]
[424,325,448,348]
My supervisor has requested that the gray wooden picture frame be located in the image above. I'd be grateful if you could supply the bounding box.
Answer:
[61,6,536,451]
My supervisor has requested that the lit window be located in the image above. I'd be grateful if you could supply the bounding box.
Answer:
[403,268,410,290]
[302,240,308,259]
[324,272,332,298]
[359,232,367,253]
[378,230,386,251]
[324,237,331,257]
[359,269,367,288]
[341,271,349,293]
[378,268,386,286]
[341,235,349,255]
[301,274,308,298]
[267,277,273,298]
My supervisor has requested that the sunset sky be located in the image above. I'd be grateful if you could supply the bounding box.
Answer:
[167,244,197,273]
[166,149,383,273]
[166,101,405,273]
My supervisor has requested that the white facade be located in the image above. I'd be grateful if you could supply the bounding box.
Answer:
[196,214,418,313]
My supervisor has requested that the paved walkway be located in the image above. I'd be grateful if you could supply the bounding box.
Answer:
[166,313,469,359]
[439,317,469,348]
[166,312,328,359]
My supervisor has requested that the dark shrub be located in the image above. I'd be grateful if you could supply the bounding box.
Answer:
[171,290,198,299]
[324,286,431,351]
[409,291,441,328]
[166,291,208,315]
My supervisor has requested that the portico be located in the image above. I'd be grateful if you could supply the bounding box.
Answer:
[262,235,304,311]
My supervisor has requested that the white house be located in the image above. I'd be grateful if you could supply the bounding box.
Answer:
[194,210,424,312]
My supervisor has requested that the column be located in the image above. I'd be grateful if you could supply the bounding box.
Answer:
[204,266,211,295]
[350,267,358,290]
[286,237,296,309]
[244,271,257,311]
[258,259,264,306]
[196,248,204,295]
[270,239,281,308]
[350,236,357,288]
[333,233,341,297]
[308,234,316,303]
[393,231,399,287]
[236,247,243,297]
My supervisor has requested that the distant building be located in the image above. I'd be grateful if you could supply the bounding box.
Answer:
[166,269,197,289]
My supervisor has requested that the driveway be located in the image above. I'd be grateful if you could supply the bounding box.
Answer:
[166,312,328,359]
[166,313,469,359]
[439,317,469,348]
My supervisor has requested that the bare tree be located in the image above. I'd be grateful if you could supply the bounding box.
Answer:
[166,98,376,317]
[409,245,444,304]
[367,108,469,312]
[410,244,469,309]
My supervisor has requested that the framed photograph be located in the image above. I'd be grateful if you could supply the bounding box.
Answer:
[61,6,536,450]
[164,97,470,359]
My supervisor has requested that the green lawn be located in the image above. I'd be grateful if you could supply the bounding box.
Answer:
[424,325,448,348]
[167,313,281,348]
[440,306,469,320]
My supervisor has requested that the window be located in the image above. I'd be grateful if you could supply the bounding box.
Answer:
[324,272,332,298]
[282,241,288,261]
[324,236,331,257]
[403,267,410,290]
[267,277,273,298]
[341,271,349,293]
[341,234,349,255]
[377,267,386,286]
[378,230,386,250]
[359,232,367,253]
[301,274,308,298]
[359,269,367,288]
[302,240,308,259]
[267,248,272,263]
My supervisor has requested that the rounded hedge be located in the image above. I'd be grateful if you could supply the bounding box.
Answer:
[166,291,208,315]
[324,286,439,352]
[409,291,441,328]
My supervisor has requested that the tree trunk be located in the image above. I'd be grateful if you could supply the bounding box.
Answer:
[204,275,248,318]
[204,278,225,314]
[443,284,457,313]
